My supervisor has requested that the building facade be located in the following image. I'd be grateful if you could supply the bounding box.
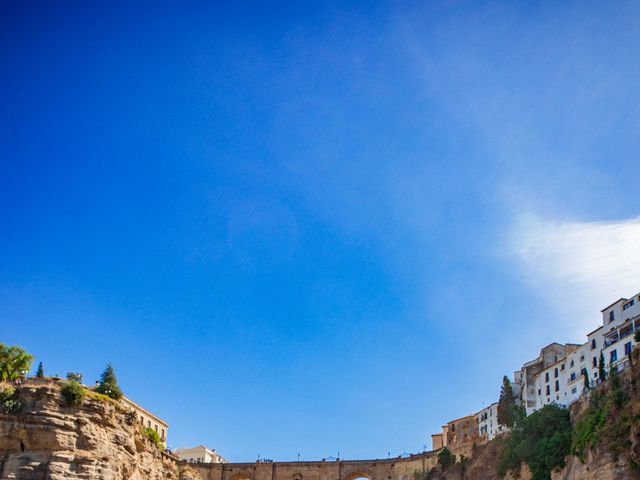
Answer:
[516,291,640,415]
[174,445,226,464]
[431,290,640,451]
[476,402,502,441]
[121,396,169,447]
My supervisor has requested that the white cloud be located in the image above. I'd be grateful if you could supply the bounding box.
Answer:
[509,215,640,338]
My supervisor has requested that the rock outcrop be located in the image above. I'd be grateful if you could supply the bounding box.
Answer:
[0,379,178,479]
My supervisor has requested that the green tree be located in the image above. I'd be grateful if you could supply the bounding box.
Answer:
[635,330,640,343]
[598,351,606,382]
[36,362,44,378]
[437,447,454,470]
[582,368,589,392]
[0,344,34,382]
[95,364,123,400]
[499,404,572,480]
[498,375,516,427]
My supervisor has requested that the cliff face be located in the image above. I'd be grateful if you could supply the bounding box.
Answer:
[0,379,178,480]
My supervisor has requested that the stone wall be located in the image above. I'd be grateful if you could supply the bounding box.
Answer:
[184,453,438,480]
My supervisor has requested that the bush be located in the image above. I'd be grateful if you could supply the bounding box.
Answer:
[60,381,85,406]
[0,383,21,413]
[499,404,572,480]
[143,427,164,451]
[125,409,138,425]
[0,383,15,403]
[437,447,454,470]
[2,398,23,413]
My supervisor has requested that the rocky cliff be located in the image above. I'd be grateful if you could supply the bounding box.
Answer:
[0,379,178,479]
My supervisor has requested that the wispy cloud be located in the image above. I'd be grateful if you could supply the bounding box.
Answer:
[509,215,640,338]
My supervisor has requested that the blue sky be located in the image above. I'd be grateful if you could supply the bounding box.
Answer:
[2,0,640,461]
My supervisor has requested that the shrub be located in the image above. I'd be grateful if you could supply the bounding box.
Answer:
[125,409,138,425]
[0,383,15,403]
[143,427,164,451]
[60,381,85,406]
[2,398,23,413]
[36,362,44,378]
[0,383,22,413]
[437,447,454,470]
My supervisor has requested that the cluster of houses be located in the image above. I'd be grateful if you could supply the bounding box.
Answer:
[431,289,640,451]
[131,288,640,461]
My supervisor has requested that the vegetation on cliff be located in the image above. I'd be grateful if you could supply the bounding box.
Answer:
[95,363,124,399]
[60,379,86,406]
[497,376,517,428]
[0,343,33,381]
[571,346,640,475]
[498,404,572,480]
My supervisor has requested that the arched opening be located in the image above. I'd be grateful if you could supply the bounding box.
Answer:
[346,472,372,480]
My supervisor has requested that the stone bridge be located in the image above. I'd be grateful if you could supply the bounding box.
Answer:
[183,452,440,480]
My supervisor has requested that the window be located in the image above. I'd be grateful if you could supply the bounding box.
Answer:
[570,372,576,381]
[570,360,574,367]
[611,349,618,363]
[546,385,550,396]
[625,342,632,355]
[545,372,549,382]
[554,367,559,378]
[538,388,541,396]
[591,339,596,349]
[555,380,560,392]
[571,387,577,394]
[624,299,635,310]
[593,356,597,368]
[610,310,615,322]
[561,364,565,371]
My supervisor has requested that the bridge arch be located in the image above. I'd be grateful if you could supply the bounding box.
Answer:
[344,469,373,480]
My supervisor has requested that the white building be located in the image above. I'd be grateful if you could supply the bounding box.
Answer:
[431,290,640,450]
[516,291,640,415]
[174,445,226,464]
[476,402,504,441]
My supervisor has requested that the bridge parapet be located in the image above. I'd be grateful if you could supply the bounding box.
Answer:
[180,451,439,480]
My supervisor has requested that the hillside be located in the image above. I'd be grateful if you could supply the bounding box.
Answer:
[423,347,640,480]
[0,378,178,479]
[2,357,640,480]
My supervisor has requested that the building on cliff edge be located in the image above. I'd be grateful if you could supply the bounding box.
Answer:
[431,289,640,451]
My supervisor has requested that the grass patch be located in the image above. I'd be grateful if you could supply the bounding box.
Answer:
[143,427,164,451]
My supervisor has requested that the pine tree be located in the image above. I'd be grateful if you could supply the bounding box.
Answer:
[497,375,516,428]
[95,364,123,400]
[36,361,44,378]
[598,351,606,382]
[582,368,589,392]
